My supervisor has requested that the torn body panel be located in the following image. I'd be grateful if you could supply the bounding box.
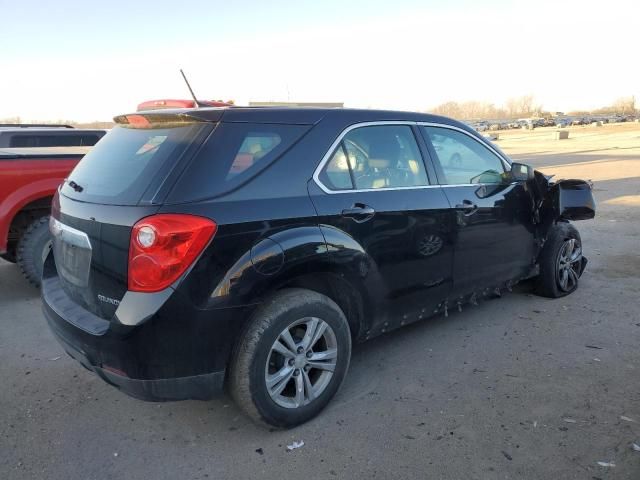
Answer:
[533,172,596,224]
[529,171,595,279]
[546,179,596,221]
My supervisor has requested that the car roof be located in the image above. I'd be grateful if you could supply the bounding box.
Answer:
[117,106,471,131]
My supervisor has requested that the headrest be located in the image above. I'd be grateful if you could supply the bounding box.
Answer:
[367,134,400,168]
[327,150,349,172]
[369,158,390,169]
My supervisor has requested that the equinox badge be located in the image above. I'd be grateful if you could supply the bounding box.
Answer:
[97,294,120,306]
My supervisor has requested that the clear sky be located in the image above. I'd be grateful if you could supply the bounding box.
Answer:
[1,0,638,122]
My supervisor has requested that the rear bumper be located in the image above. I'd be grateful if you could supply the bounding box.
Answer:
[44,310,225,401]
[43,296,226,401]
[41,255,254,402]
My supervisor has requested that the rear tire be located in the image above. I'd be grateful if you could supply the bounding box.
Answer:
[535,222,584,298]
[229,288,352,429]
[16,216,52,288]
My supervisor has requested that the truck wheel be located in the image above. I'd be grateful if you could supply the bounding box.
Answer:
[535,223,585,298]
[229,288,352,429]
[16,216,52,287]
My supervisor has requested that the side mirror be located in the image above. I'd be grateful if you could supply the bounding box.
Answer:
[510,162,534,182]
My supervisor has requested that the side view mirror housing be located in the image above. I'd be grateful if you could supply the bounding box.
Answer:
[510,162,535,182]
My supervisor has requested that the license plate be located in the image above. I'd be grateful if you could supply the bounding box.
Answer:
[51,219,92,287]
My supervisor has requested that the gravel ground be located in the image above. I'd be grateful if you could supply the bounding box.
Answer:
[1,123,639,479]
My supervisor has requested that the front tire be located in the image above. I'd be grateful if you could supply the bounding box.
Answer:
[229,288,352,428]
[535,222,585,298]
[16,216,52,288]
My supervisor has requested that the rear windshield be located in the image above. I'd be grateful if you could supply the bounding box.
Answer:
[61,123,209,205]
[166,122,309,202]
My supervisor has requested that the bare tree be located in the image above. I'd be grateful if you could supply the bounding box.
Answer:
[612,96,635,115]
[592,96,636,115]
[431,101,462,118]
[0,116,22,124]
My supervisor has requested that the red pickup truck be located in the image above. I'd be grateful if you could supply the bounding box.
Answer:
[0,146,89,286]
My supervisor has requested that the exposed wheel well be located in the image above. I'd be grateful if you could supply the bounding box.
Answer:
[5,197,52,258]
[272,272,365,340]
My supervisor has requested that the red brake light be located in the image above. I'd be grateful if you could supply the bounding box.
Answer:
[128,214,217,293]
[125,114,151,128]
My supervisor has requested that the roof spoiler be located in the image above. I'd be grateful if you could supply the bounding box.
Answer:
[113,110,225,128]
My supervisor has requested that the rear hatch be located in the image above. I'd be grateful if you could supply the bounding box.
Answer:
[52,113,215,320]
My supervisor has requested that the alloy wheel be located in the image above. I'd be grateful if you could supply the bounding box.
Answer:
[556,238,582,292]
[418,234,443,257]
[265,317,337,409]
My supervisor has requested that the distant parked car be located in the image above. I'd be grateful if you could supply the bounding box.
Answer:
[555,118,570,128]
[474,121,489,132]
[0,125,105,148]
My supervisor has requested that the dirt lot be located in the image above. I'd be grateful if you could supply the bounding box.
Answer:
[1,123,639,479]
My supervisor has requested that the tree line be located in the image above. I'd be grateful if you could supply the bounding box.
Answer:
[0,116,114,129]
[430,95,636,120]
[2,96,637,124]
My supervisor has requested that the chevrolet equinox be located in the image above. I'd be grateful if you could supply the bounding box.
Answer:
[42,107,595,428]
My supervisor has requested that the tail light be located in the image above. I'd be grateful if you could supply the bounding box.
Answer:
[128,214,217,293]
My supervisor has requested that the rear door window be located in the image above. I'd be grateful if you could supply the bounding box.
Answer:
[318,125,429,191]
[167,123,310,202]
[62,123,210,205]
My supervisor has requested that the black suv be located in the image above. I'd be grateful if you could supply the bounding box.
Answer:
[42,107,595,428]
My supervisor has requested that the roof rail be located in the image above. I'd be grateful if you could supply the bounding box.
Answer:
[0,123,75,129]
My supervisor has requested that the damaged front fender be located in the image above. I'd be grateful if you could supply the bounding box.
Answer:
[547,179,596,221]
[532,171,596,222]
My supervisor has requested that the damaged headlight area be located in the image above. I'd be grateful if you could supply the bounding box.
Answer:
[532,171,596,224]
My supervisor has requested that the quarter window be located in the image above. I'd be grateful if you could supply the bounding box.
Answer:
[319,125,429,191]
[422,126,506,185]
[319,145,353,190]
[227,132,282,178]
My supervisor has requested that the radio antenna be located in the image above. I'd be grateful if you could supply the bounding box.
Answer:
[180,69,205,108]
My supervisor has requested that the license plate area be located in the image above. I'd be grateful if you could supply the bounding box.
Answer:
[50,218,93,287]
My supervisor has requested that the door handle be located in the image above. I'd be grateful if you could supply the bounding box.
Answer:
[455,200,478,215]
[341,203,375,222]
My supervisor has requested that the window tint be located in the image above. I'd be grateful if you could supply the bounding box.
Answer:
[318,145,353,190]
[319,125,428,191]
[228,132,282,178]
[62,124,208,205]
[167,122,310,202]
[422,127,505,185]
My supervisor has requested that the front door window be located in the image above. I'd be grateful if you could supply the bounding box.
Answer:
[422,126,506,185]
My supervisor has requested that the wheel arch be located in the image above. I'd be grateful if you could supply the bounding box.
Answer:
[204,223,378,341]
[1,194,54,256]
[265,270,368,341]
